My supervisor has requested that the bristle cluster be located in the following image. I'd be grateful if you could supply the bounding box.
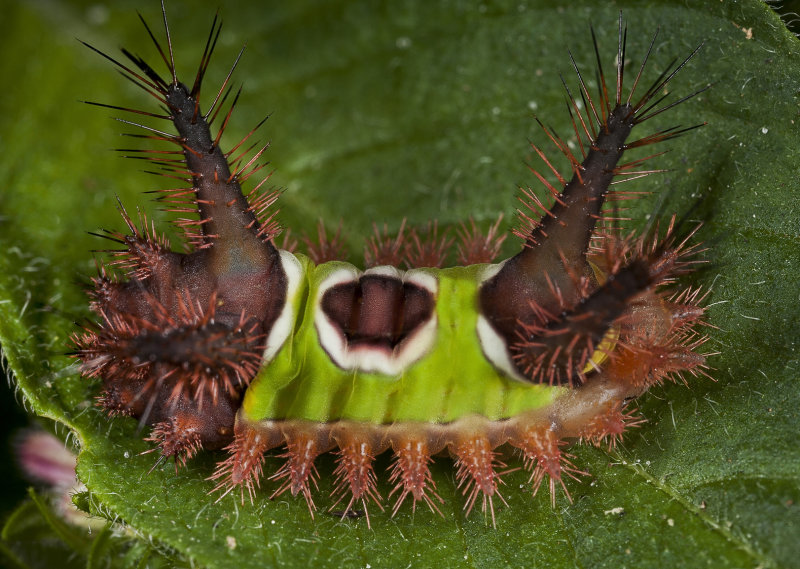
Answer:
[302,220,348,264]
[269,431,321,513]
[578,401,646,451]
[144,417,203,472]
[332,434,383,527]
[388,438,442,516]
[456,216,507,265]
[75,291,264,407]
[513,426,583,507]
[209,426,273,504]
[98,206,171,280]
[453,434,507,525]
[405,221,454,269]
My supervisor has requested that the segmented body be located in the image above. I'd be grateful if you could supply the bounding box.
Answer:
[73,7,711,526]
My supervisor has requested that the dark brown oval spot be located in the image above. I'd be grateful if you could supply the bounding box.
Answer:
[321,274,435,351]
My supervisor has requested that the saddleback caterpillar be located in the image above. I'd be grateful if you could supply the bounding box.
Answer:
[72,4,712,527]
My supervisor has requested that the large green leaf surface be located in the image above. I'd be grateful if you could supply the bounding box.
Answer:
[0,1,798,567]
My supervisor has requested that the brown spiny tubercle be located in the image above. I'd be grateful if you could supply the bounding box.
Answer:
[480,27,706,387]
[73,8,287,463]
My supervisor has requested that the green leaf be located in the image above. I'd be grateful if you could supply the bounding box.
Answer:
[1,1,798,568]
[0,489,182,569]
[1,490,89,569]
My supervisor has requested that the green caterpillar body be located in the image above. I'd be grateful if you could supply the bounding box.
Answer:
[247,256,557,425]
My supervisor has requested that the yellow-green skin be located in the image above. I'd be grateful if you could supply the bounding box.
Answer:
[242,254,562,426]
